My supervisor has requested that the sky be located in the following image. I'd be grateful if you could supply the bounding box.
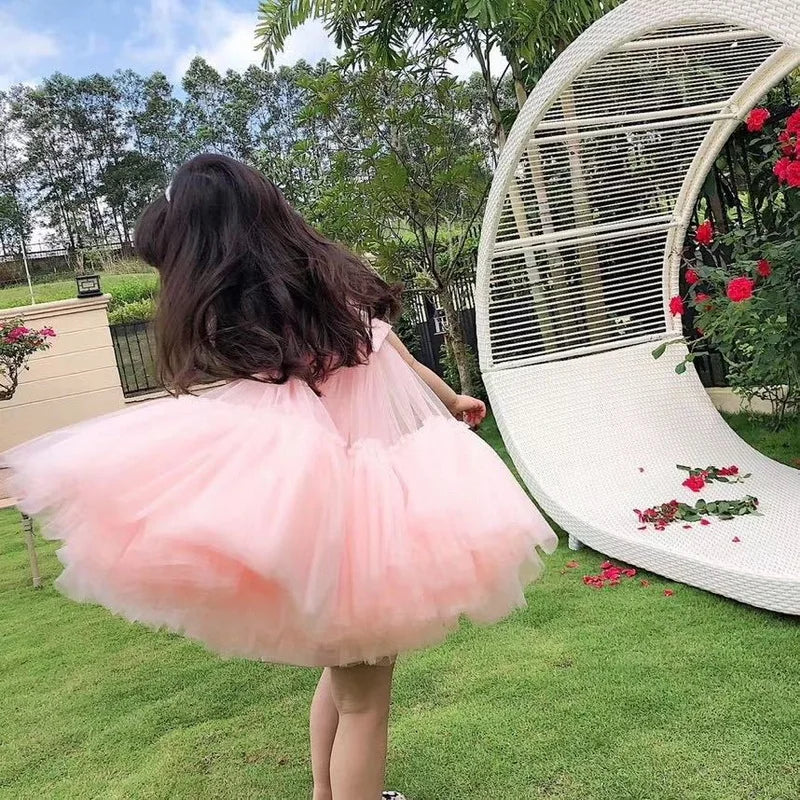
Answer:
[0,0,482,90]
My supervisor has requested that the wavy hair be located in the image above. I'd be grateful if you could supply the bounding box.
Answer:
[135,154,401,394]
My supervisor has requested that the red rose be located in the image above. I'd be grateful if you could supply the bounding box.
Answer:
[787,109,800,135]
[726,276,755,302]
[756,259,772,278]
[685,268,700,285]
[774,157,791,183]
[778,130,795,155]
[682,474,706,492]
[694,219,714,246]
[669,296,685,316]
[787,160,800,188]
[745,107,771,132]
[694,292,712,311]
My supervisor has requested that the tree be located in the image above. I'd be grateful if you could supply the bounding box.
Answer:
[256,0,622,138]
[0,92,32,256]
[303,50,491,393]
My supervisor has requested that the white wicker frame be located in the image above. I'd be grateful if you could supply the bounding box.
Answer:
[477,0,800,613]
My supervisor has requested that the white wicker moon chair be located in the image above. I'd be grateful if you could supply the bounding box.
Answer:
[476,0,800,614]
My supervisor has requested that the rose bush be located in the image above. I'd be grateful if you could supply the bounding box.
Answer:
[0,318,56,400]
[656,104,800,427]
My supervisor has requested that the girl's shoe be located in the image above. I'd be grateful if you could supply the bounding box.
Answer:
[382,793,407,800]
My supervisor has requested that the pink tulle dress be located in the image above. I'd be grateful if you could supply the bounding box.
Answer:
[4,320,557,667]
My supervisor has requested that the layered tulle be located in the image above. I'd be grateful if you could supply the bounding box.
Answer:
[4,320,557,666]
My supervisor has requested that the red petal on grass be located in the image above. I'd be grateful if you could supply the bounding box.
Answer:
[624,569,637,578]
[640,580,651,588]
[565,561,579,569]
[664,589,675,597]
[601,561,614,570]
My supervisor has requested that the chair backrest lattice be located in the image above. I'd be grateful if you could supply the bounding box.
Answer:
[478,1,800,373]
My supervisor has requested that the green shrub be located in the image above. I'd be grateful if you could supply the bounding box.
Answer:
[394,304,421,355]
[107,275,159,311]
[108,298,157,325]
[108,257,153,275]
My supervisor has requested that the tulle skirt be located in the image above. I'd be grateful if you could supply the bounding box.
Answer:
[4,321,557,666]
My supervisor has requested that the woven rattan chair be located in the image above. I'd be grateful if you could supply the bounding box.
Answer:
[476,0,800,614]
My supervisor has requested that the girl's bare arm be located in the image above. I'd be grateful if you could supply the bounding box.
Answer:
[386,331,486,427]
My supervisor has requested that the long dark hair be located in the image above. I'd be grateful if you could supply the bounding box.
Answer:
[135,154,401,394]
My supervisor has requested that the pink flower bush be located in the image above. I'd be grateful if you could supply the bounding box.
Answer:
[0,318,56,401]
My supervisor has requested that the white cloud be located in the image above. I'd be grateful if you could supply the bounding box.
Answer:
[125,0,337,80]
[0,10,59,88]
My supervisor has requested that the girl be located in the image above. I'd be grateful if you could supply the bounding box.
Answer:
[5,154,557,800]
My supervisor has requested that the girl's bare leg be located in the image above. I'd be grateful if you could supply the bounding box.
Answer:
[310,669,338,800]
[328,662,395,800]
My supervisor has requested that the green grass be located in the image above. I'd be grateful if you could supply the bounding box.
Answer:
[1,419,799,799]
[724,413,800,467]
[0,273,157,311]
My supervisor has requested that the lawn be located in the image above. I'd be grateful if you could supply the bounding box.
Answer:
[1,416,798,800]
[0,273,156,310]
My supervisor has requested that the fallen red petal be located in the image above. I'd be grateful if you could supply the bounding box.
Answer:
[732,536,741,543]
[637,525,647,530]
[600,561,614,570]
[640,580,651,588]
[700,519,711,526]
[565,561,580,569]
[664,589,675,597]
[683,524,692,529]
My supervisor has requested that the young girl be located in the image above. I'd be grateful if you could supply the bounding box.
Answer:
[5,154,557,800]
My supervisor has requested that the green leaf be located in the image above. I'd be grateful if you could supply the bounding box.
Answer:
[652,341,668,359]
[675,362,687,375]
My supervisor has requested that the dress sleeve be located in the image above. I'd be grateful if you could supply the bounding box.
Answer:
[370,318,392,352]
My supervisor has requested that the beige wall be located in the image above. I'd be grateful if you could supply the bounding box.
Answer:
[0,295,125,451]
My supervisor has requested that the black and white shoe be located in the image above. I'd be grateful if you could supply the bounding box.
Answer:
[382,793,407,800]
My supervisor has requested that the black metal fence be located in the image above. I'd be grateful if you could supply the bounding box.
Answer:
[403,278,479,377]
[110,322,160,397]
[108,280,481,398]
[0,240,135,290]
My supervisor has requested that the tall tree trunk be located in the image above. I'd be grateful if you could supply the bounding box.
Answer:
[560,84,608,341]
[507,57,567,349]
[439,283,474,397]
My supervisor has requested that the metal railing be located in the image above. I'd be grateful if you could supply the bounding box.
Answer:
[110,322,160,397]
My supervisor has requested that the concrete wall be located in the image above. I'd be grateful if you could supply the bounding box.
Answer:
[0,295,125,451]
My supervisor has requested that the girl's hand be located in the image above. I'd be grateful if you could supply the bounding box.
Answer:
[448,394,487,429]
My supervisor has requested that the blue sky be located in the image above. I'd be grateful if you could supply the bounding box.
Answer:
[0,0,342,89]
